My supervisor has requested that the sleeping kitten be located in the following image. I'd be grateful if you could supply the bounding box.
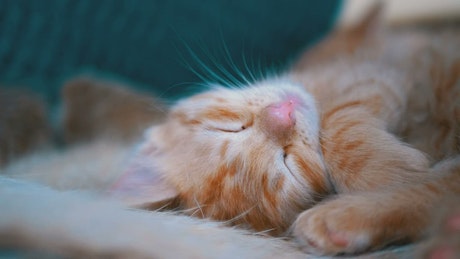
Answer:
[1,5,458,258]
[110,6,460,256]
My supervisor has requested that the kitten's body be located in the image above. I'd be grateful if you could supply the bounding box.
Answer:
[121,14,459,255]
[1,7,460,258]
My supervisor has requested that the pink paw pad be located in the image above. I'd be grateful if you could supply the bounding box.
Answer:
[328,231,350,248]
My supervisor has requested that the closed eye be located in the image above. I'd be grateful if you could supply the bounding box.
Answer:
[204,116,253,133]
[210,125,247,133]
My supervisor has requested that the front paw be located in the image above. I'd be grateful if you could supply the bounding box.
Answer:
[292,196,373,255]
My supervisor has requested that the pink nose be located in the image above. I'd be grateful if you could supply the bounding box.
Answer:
[266,100,297,127]
[260,99,297,143]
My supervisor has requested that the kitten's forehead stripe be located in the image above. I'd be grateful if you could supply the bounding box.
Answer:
[173,111,201,126]
[201,107,241,121]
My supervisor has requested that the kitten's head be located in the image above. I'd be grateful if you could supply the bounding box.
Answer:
[112,80,330,234]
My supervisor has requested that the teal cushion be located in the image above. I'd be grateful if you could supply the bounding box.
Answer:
[0,0,341,103]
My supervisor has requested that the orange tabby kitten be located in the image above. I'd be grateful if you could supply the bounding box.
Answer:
[111,7,460,255]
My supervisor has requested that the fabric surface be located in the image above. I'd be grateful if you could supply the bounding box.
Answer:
[0,0,340,103]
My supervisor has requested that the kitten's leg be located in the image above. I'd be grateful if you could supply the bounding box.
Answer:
[293,157,460,255]
[321,111,430,193]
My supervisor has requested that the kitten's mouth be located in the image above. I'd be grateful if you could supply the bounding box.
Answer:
[282,153,305,187]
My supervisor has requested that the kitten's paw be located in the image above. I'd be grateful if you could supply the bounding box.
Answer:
[292,197,373,255]
[421,205,460,259]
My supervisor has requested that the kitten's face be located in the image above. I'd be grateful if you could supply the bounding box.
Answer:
[143,80,330,234]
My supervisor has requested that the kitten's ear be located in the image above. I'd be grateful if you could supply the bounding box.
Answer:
[293,3,384,70]
[347,2,384,43]
[109,144,179,210]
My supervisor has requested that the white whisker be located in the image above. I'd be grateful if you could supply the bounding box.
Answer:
[191,195,205,218]
[222,204,256,225]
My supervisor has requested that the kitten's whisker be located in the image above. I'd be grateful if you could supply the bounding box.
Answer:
[179,50,214,83]
[190,209,202,218]
[207,57,242,87]
[153,201,176,212]
[222,205,256,225]
[173,37,216,85]
[241,53,257,83]
[253,228,276,236]
[195,42,242,87]
[180,204,208,216]
[185,38,237,87]
[168,81,212,96]
[218,31,252,86]
[192,195,205,218]
[172,28,257,89]
[179,207,199,214]
[169,37,224,98]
